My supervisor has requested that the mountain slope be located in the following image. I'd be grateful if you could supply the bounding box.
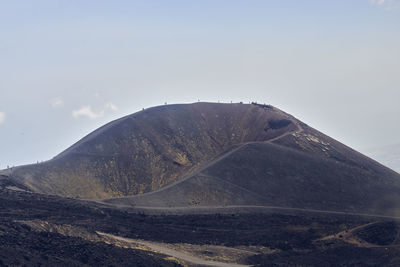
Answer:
[7,103,298,199]
[5,102,400,216]
[107,141,400,216]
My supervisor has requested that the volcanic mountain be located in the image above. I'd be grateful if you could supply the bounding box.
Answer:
[5,102,400,216]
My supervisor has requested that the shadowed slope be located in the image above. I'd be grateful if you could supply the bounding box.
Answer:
[107,141,400,216]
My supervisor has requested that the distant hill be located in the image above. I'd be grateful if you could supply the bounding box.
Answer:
[5,102,400,216]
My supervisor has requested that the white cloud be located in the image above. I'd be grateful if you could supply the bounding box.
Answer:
[372,0,389,4]
[105,102,118,111]
[72,106,104,120]
[371,0,399,9]
[0,112,5,124]
[72,102,118,120]
[50,97,64,108]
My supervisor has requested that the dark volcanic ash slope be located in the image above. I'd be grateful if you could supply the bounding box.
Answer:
[5,102,400,216]
[6,103,298,199]
[114,140,400,216]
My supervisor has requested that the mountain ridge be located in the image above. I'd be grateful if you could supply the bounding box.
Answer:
[3,102,400,217]
[6,102,300,198]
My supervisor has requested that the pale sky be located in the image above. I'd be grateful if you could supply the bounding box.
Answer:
[1,0,400,169]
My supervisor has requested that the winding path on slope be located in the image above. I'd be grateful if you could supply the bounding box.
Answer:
[96,232,252,267]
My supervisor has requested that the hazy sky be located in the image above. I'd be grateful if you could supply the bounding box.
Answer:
[1,0,399,169]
